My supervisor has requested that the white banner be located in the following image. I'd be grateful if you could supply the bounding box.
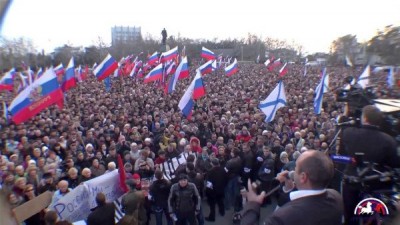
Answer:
[160,152,196,180]
[51,170,123,222]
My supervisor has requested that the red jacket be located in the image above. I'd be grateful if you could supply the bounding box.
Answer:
[236,134,252,143]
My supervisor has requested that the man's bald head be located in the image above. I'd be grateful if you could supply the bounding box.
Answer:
[58,180,69,193]
[295,150,334,189]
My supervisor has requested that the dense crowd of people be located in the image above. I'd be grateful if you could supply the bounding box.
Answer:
[0,59,398,225]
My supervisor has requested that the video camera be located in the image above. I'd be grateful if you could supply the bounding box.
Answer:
[337,153,400,221]
[335,76,400,139]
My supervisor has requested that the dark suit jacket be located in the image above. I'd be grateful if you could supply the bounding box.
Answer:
[241,189,343,225]
[206,165,228,197]
[87,203,116,225]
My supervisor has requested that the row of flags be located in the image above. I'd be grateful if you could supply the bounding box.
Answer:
[258,63,398,122]
[0,46,238,124]
[2,44,397,125]
[264,57,289,77]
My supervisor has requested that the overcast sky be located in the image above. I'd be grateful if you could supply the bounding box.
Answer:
[2,0,400,54]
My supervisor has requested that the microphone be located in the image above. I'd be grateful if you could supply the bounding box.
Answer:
[330,155,355,164]
[264,171,295,197]
[336,120,355,126]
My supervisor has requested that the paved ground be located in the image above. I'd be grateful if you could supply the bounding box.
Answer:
[0,190,277,225]
[149,198,277,225]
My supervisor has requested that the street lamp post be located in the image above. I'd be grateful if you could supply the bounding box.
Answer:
[241,46,243,61]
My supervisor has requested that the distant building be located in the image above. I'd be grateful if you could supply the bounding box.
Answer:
[111,26,142,45]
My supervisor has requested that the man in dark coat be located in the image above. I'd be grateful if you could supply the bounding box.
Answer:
[168,174,201,225]
[87,192,116,225]
[149,170,172,225]
[205,158,228,221]
[240,150,343,225]
[121,180,147,225]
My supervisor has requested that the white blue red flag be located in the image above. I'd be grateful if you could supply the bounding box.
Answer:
[165,63,181,95]
[198,60,213,76]
[9,69,64,124]
[54,63,65,76]
[176,56,189,80]
[160,47,178,63]
[192,70,206,100]
[94,54,119,81]
[201,47,216,60]
[225,58,238,77]
[165,60,177,76]
[178,79,195,119]
[62,57,76,91]
[144,64,163,83]
[259,81,287,122]
[147,52,159,66]
[0,68,15,91]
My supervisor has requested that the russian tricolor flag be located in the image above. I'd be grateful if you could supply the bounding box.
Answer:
[0,68,15,91]
[35,68,44,80]
[201,47,216,60]
[54,63,65,76]
[94,54,119,81]
[165,61,177,76]
[177,56,189,80]
[144,64,163,83]
[160,47,178,63]
[192,70,205,100]
[9,68,64,124]
[62,57,77,92]
[178,80,195,119]
[147,52,159,66]
[198,60,213,76]
[165,65,180,95]
[225,58,238,77]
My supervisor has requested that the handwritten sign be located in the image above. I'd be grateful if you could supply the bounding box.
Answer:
[51,170,123,222]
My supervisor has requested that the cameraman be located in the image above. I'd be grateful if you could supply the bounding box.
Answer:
[340,105,400,225]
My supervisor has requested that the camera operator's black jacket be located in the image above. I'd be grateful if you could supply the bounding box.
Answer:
[341,125,400,176]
